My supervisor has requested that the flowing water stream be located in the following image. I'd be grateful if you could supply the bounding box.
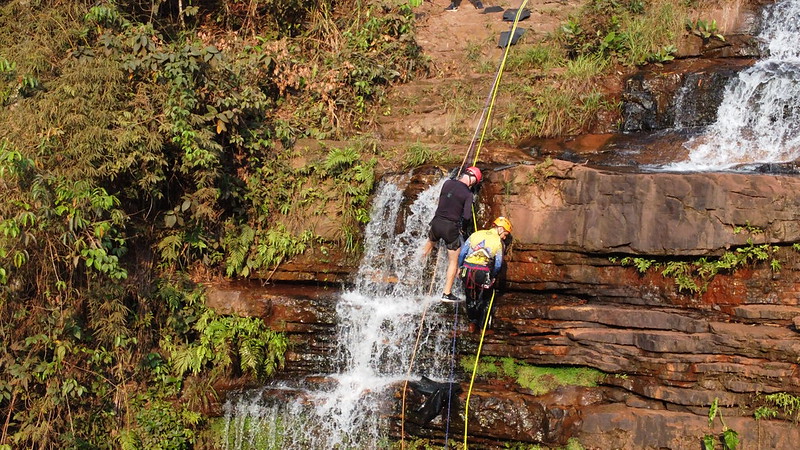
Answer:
[221,176,462,449]
[668,0,800,170]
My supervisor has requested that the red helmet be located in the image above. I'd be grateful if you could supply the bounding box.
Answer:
[464,166,482,183]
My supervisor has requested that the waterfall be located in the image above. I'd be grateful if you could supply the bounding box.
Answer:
[220,176,461,449]
[669,0,800,170]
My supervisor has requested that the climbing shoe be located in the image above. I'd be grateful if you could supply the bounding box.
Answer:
[445,2,458,11]
[474,1,484,8]
[441,292,461,302]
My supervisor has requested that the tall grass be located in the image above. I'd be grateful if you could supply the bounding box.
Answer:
[492,78,615,140]
[485,0,693,140]
[618,0,688,66]
[401,141,461,168]
[505,42,566,71]
[564,54,608,79]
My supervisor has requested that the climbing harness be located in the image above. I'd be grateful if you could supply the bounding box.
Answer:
[462,265,491,291]
[401,2,530,448]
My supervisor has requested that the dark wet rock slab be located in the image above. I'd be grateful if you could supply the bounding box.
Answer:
[489,160,800,256]
[621,58,754,134]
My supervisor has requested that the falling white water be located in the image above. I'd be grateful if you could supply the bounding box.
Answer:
[221,176,462,449]
[669,0,800,171]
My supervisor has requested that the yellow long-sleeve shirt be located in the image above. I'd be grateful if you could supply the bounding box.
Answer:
[458,228,504,274]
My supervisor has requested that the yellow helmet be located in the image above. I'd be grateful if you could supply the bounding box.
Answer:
[493,216,512,233]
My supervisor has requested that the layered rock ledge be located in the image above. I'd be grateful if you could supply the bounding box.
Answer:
[210,160,800,448]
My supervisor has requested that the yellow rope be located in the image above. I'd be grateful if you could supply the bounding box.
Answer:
[462,3,528,447]
[402,2,530,447]
[471,0,529,167]
[464,0,529,237]
[460,0,530,172]
[462,289,496,449]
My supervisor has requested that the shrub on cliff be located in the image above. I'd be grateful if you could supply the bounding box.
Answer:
[0,0,425,446]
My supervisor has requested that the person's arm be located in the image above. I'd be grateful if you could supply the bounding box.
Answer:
[458,240,470,267]
[461,187,473,224]
[461,214,474,238]
[492,246,503,276]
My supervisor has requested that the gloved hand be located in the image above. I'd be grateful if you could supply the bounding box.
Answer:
[481,275,494,289]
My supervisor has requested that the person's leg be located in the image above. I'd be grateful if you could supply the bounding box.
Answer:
[422,239,435,258]
[442,220,464,296]
[475,272,492,329]
[463,272,479,331]
[476,291,488,327]
[442,248,460,295]
[422,218,440,259]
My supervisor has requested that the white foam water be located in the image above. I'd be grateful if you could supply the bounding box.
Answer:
[220,176,462,449]
[668,0,800,171]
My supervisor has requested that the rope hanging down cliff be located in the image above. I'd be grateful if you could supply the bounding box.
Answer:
[459,0,530,179]
[463,4,530,443]
[399,2,530,449]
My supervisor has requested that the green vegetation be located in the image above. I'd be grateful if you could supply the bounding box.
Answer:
[524,157,556,186]
[439,80,484,137]
[762,392,800,423]
[611,225,783,294]
[750,392,800,449]
[492,79,618,140]
[557,0,687,66]
[401,141,461,169]
[754,405,778,421]
[687,18,725,42]
[488,0,704,141]
[201,414,305,450]
[0,0,425,446]
[703,398,739,450]
[460,356,605,395]
[504,43,566,72]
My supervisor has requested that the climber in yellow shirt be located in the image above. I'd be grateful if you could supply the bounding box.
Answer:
[457,217,512,333]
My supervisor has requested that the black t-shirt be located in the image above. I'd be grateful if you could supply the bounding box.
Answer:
[434,179,473,223]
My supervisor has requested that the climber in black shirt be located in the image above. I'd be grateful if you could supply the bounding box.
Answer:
[422,166,482,301]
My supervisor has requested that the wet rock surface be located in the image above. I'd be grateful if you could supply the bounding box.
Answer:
[205,0,800,447]
[621,59,754,133]
[207,158,800,447]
